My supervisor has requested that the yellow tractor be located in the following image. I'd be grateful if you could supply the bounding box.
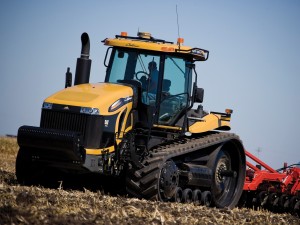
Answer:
[16,31,245,208]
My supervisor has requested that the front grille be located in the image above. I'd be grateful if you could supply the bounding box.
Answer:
[41,110,87,134]
[40,109,103,148]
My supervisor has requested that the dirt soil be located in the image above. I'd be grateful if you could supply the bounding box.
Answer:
[0,137,299,225]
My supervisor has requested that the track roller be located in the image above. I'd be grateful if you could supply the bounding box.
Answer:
[201,191,212,207]
[182,188,193,203]
[192,189,202,205]
[173,187,183,203]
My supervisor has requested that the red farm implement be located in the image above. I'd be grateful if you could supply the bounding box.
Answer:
[239,150,300,215]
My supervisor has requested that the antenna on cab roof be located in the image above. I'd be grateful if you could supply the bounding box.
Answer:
[176,5,181,39]
[176,5,184,48]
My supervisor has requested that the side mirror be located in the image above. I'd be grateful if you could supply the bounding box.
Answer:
[195,87,204,103]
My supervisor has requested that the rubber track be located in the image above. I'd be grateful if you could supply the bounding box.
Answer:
[126,132,241,200]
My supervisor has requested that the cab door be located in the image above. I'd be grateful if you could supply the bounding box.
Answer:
[158,56,192,126]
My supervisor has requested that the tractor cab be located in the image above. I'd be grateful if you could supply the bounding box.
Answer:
[104,32,208,129]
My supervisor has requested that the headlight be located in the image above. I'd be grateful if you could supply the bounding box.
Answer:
[42,102,53,109]
[80,107,100,115]
[109,96,132,112]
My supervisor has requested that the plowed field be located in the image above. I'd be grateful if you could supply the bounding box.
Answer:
[0,137,299,224]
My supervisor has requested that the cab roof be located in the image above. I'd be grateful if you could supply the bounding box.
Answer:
[103,32,209,62]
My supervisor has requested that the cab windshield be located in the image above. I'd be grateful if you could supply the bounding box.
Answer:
[106,49,160,84]
[105,48,193,125]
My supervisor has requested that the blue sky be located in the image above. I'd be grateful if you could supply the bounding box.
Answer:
[1,0,299,169]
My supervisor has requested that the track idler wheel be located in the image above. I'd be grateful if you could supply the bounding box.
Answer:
[158,160,179,201]
[209,143,245,208]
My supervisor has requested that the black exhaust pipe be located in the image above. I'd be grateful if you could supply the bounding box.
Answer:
[74,32,91,85]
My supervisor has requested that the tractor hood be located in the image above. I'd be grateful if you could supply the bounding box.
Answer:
[44,82,134,115]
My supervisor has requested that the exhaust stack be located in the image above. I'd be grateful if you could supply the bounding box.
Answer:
[74,32,91,85]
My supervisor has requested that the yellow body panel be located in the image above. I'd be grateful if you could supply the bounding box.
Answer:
[85,146,114,155]
[189,113,231,133]
[44,83,133,115]
[105,38,191,53]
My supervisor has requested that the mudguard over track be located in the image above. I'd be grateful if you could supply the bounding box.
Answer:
[126,132,245,208]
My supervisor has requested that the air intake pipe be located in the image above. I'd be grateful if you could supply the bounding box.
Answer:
[74,32,91,85]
